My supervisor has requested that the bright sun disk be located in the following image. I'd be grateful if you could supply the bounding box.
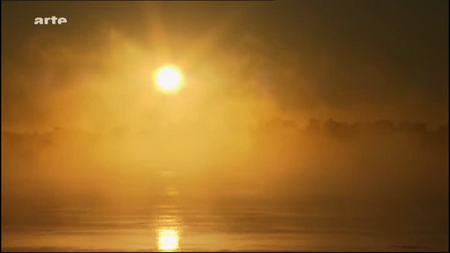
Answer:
[156,66,183,92]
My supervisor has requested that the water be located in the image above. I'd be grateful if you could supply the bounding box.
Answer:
[2,194,448,251]
[2,167,448,252]
[2,206,448,252]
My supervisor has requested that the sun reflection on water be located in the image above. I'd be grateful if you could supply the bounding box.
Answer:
[157,228,179,251]
[156,174,181,252]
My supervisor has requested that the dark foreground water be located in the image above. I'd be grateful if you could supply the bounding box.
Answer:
[2,164,449,252]
[2,199,448,252]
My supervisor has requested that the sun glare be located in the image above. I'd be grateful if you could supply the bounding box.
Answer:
[156,66,183,93]
[158,229,179,251]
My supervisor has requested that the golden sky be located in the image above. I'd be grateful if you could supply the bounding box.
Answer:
[1,1,448,132]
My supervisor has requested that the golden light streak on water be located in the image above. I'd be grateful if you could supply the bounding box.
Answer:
[157,228,179,251]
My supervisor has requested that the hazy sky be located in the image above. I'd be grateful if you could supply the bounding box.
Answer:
[1,0,449,132]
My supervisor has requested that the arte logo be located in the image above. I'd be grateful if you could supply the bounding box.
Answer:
[34,16,67,25]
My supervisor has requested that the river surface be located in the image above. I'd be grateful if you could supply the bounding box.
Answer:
[2,169,449,252]
[2,200,448,251]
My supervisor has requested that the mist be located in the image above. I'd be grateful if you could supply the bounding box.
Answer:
[2,119,448,226]
[2,1,448,251]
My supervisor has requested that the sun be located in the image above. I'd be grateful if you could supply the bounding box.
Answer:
[155,66,183,93]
